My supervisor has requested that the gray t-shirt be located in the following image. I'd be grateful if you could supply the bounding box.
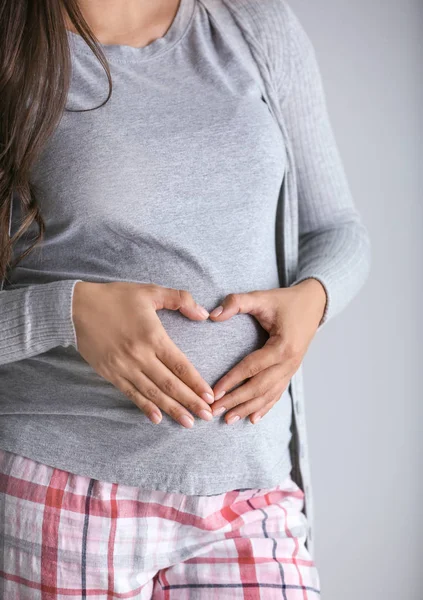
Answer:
[0,0,295,494]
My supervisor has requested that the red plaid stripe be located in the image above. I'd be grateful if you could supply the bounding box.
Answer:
[0,447,320,599]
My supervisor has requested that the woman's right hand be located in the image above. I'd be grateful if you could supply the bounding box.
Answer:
[71,281,215,428]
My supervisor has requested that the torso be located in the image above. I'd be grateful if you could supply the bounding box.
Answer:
[0,0,293,494]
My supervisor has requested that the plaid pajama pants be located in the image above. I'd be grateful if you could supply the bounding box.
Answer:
[0,447,320,599]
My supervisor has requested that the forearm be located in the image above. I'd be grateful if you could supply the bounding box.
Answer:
[290,218,371,328]
[279,4,372,328]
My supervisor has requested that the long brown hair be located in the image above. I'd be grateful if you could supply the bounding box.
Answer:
[0,0,113,285]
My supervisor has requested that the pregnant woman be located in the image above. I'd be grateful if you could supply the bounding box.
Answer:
[0,0,371,598]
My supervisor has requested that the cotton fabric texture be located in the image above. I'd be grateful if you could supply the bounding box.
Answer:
[0,448,321,599]
[0,0,372,560]
[0,0,295,495]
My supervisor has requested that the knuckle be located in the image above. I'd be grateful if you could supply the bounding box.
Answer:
[142,283,159,297]
[246,361,261,378]
[226,293,239,305]
[168,406,184,421]
[123,386,138,402]
[290,350,303,369]
[147,283,160,293]
[104,350,120,369]
[254,386,267,398]
[281,340,301,361]
[121,337,139,357]
[181,396,204,414]
[144,386,160,401]
[173,361,188,378]
[96,363,112,380]
[98,355,123,380]
[190,399,205,413]
[176,395,195,412]
[153,331,169,350]
[264,392,276,405]
[273,341,286,361]
[177,289,192,305]
[162,377,175,395]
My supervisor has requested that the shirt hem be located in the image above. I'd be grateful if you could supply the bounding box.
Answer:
[0,441,293,496]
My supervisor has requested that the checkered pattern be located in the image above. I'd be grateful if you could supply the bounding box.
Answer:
[0,447,320,599]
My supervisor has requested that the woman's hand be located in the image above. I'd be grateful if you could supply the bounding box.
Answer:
[72,281,215,428]
[208,279,327,424]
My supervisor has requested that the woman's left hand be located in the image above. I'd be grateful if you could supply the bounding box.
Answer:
[208,278,327,424]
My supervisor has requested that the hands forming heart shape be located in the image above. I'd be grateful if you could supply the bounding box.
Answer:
[72,278,326,427]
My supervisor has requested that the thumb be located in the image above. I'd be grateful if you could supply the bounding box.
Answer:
[209,291,263,321]
[153,286,210,321]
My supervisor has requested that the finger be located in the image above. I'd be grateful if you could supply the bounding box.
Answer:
[130,369,208,428]
[224,393,279,424]
[212,346,281,407]
[118,369,204,429]
[139,356,214,422]
[111,374,163,424]
[155,333,215,404]
[209,290,266,321]
[248,396,281,424]
[152,286,210,322]
[212,366,284,417]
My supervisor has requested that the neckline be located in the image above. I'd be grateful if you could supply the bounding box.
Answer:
[66,0,196,63]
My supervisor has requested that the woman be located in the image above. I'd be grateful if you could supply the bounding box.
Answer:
[0,0,371,597]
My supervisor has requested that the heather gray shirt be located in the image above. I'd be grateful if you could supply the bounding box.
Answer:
[0,0,295,494]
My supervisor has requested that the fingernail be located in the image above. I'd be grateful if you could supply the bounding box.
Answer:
[151,411,162,424]
[199,409,213,421]
[252,414,261,424]
[202,392,214,404]
[197,305,209,318]
[212,406,226,417]
[179,415,194,428]
[227,415,240,425]
[214,390,226,401]
[210,305,223,317]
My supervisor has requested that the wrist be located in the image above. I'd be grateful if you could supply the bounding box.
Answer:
[72,281,90,323]
[291,277,327,321]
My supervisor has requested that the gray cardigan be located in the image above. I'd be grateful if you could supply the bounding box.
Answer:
[200,0,372,558]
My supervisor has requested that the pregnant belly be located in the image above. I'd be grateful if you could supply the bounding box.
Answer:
[0,310,270,418]
[156,309,269,387]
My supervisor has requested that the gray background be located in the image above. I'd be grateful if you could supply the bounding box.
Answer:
[291,0,422,598]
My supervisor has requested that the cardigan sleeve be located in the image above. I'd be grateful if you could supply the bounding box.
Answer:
[0,279,83,365]
[278,2,372,329]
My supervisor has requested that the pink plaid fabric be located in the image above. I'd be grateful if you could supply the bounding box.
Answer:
[0,447,320,599]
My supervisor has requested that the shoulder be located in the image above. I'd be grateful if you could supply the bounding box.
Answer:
[222,0,292,28]
[221,0,315,89]
[221,0,292,47]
